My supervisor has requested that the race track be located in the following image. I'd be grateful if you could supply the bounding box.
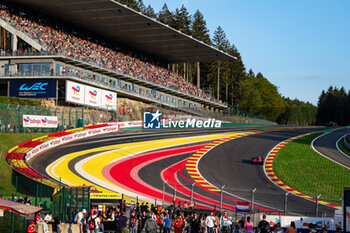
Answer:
[313,127,350,168]
[28,126,338,216]
[198,128,335,216]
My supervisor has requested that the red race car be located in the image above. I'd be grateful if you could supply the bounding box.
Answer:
[251,156,265,165]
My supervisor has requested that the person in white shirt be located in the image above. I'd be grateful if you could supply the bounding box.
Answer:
[44,212,54,223]
[74,209,87,233]
[206,212,215,233]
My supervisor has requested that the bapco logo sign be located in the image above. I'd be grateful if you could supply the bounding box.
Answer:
[143,110,161,129]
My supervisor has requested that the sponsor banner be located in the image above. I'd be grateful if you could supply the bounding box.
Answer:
[115,121,143,128]
[23,115,58,128]
[85,85,101,108]
[26,125,119,161]
[265,215,340,231]
[90,193,122,200]
[66,80,117,111]
[10,80,56,98]
[101,89,117,111]
[66,80,85,105]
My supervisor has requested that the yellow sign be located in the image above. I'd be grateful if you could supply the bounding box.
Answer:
[90,193,122,200]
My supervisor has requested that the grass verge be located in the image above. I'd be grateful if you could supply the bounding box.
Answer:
[0,133,46,195]
[0,96,41,106]
[338,137,350,156]
[273,132,350,205]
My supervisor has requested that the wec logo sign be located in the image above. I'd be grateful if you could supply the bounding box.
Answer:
[19,82,48,91]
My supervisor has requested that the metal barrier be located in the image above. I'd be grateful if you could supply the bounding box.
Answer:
[0,103,119,133]
[344,133,350,151]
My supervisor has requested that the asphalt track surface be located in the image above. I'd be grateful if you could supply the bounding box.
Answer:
[29,125,337,216]
[313,127,350,168]
[198,127,336,216]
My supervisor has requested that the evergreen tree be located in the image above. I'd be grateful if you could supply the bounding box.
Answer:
[172,5,192,35]
[157,3,173,25]
[137,0,146,13]
[191,10,211,44]
[144,5,156,18]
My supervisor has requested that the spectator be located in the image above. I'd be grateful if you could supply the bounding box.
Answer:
[286,221,297,233]
[190,213,201,233]
[205,212,215,233]
[145,214,157,233]
[27,221,36,233]
[74,209,87,233]
[244,216,253,233]
[35,212,49,233]
[163,213,171,233]
[173,215,185,233]
[0,7,223,105]
[257,215,269,233]
[87,210,100,233]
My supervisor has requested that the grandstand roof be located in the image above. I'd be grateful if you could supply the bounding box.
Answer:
[10,0,236,63]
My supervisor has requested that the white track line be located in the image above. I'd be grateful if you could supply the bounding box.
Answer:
[311,128,350,170]
[335,135,350,158]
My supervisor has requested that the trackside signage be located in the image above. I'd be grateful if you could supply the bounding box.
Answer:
[26,125,119,161]
[23,115,58,128]
[143,111,221,129]
[10,80,56,98]
[65,80,117,111]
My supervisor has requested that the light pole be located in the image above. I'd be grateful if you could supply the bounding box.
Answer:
[190,182,196,204]
[316,194,321,217]
[219,185,225,213]
[162,180,168,207]
[284,192,289,215]
[251,188,257,213]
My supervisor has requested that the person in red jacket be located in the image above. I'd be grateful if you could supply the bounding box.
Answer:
[173,215,184,233]
[27,221,36,233]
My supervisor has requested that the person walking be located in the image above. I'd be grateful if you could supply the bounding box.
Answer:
[173,215,185,233]
[87,210,100,233]
[190,213,201,233]
[145,215,158,233]
[129,213,138,233]
[244,217,253,233]
[205,212,215,233]
[286,222,297,233]
[163,214,172,233]
[257,215,269,233]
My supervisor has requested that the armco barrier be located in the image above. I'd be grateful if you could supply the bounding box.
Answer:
[344,133,350,151]
[5,122,123,188]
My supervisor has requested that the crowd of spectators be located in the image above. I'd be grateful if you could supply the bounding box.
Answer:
[0,7,223,104]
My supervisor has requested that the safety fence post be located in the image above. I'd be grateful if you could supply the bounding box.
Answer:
[284,192,289,215]
[190,182,196,204]
[219,185,225,213]
[162,180,168,207]
[315,194,321,217]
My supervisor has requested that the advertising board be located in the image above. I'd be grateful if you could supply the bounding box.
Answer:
[10,80,56,98]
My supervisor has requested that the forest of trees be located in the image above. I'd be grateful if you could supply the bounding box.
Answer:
[116,0,318,125]
[317,86,350,126]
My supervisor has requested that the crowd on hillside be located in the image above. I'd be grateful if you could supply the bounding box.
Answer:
[0,7,222,104]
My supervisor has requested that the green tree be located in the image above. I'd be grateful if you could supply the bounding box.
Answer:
[157,3,173,25]
[191,10,211,44]
[172,5,192,35]
[144,5,156,18]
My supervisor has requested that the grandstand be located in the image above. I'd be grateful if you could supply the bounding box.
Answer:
[0,0,236,118]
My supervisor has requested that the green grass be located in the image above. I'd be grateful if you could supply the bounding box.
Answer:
[273,132,350,205]
[0,96,41,106]
[0,133,46,195]
[338,137,350,156]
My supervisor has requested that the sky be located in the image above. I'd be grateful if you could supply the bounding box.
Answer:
[143,0,350,105]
